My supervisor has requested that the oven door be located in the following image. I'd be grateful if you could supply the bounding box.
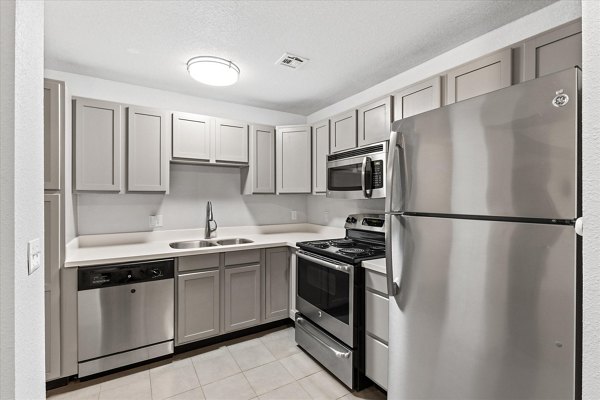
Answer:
[296,251,355,347]
[326,151,386,200]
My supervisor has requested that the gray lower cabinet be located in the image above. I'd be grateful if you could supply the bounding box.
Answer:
[446,48,512,104]
[172,112,213,161]
[74,97,122,191]
[44,194,61,381]
[177,270,220,344]
[224,264,261,332]
[265,247,289,321]
[215,118,248,164]
[44,80,62,190]
[330,109,357,153]
[357,96,392,146]
[276,125,312,194]
[392,76,442,120]
[522,20,581,81]
[127,106,169,192]
[312,120,329,194]
[365,268,389,390]
[242,124,275,194]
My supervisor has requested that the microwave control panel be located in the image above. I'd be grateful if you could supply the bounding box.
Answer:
[372,160,384,188]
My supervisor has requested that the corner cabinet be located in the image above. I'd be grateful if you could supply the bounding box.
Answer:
[73,97,122,192]
[330,109,357,153]
[357,96,392,146]
[177,270,220,344]
[264,247,290,321]
[446,48,512,104]
[127,106,169,192]
[224,264,261,332]
[215,118,248,164]
[276,125,312,194]
[393,76,442,120]
[172,112,212,162]
[312,120,330,194]
[522,21,581,81]
[242,124,275,194]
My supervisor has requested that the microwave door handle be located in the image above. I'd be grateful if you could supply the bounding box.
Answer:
[361,157,373,198]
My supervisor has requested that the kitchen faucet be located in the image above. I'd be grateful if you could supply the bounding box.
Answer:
[205,200,218,239]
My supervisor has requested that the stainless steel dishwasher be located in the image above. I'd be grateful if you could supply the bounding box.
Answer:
[77,259,174,377]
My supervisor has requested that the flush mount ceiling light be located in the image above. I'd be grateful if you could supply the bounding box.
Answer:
[187,56,240,86]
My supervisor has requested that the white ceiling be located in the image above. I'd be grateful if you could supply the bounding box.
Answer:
[45,0,556,115]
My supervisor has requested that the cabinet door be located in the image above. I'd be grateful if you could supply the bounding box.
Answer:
[393,76,441,120]
[44,80,62,190]
[276,125,311,194]
[74,98,122,191]
[312,120,330,194]
[215,118,248,163]
[446,48,512,104]
[172,112,212,161]
[265,248,289,321]
[523,21,581,81]
[250,124,275,193]
[177,270,220,344]
[224,264,261,332]
[365,335,388,390]
[357,96,392,146]
[330,110,357,153]
[128,106,169,192]
[44,194,61,380]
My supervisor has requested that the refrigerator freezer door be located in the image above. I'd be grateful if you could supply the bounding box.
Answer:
[387,215,576,399]
[390,68,579,220]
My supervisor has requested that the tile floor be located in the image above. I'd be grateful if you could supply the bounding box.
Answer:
[47,326,386,400]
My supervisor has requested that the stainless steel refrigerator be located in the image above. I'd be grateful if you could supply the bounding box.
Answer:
[385,68,581,400]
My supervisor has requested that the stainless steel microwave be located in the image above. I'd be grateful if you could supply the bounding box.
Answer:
[326,141,387,199]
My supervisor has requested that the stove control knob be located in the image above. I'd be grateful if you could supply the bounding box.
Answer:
[318,311,322,318]
[151,268,162,278]
[346,217,357,224]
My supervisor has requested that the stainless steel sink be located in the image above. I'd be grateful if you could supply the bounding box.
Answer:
[216,238,254,246]
[169,240,219,249]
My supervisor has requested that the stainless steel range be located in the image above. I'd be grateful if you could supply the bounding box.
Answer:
[295,214,385,390]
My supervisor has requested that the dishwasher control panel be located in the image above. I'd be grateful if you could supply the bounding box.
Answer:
[78,259,174,290]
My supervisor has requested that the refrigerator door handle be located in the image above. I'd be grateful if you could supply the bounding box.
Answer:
[361,156,373,198]
[385,213,400,296]
[385,129,403,296]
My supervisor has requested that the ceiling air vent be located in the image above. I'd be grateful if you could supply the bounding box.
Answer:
[275,53,309,69]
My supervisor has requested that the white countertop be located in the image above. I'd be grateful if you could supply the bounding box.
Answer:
[362,258,386,274]
[65,223,345,267]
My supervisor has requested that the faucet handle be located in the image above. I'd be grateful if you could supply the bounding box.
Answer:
[209,219,218,233]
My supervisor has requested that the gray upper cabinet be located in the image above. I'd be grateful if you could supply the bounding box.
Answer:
[224,264,261,332]
[44,80,62,190]
[312,120,330,194]
[242,124,275,194]
[265,247,289,321]
[127,106,169,192]
[276,125,312,194]
[330,110,357,153]
[357,96,392,146]
[172,112,213,161]
[74,97,122,191]
[177,270,220,344]
[215,118,248,164]
[446,48,512,104]
[392,76,442,120]
[44,194,61,381]
[523,21,581,81]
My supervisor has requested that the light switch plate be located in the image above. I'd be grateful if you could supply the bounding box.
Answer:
[28,238,41,275]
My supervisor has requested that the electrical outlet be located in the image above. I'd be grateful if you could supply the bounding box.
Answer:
[149,215,163,228]
[28,238,41,275]
[291,210,298,221]
[324,211,329,224]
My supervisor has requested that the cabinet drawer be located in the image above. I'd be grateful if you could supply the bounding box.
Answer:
[365,269,387,294]
[178,253,220,272]
[224,249,260,266]
[366,290,389,342]
[365,335,388,390]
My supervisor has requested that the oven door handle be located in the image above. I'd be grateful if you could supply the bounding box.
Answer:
[296,317,351,359]
[361,156,373,198]
[297,251,352,274]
